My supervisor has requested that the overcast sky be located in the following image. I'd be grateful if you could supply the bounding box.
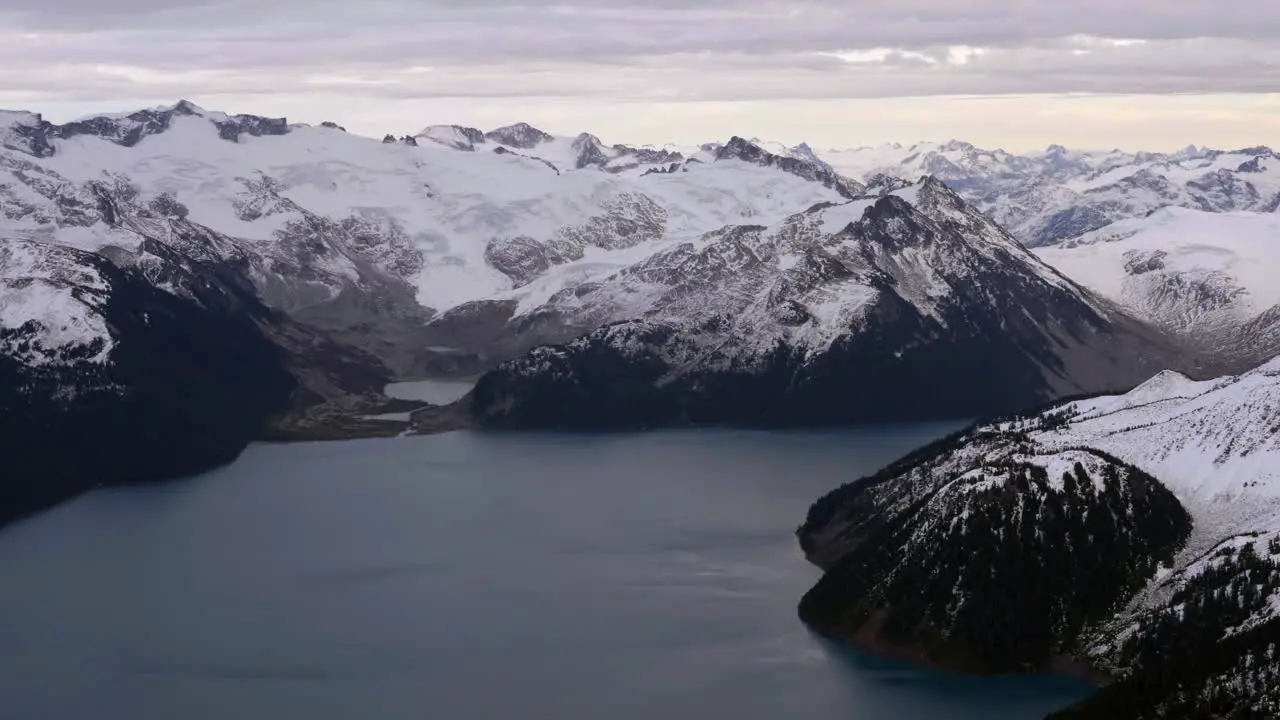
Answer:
[3,0,1279,151]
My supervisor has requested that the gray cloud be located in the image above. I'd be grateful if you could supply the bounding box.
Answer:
[5,1,1278,45]
[1,0,1278,115]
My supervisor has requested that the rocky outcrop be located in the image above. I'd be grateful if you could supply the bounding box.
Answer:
[572,133,610,169]
[2,100,289,157]
[418,124,487,151]
[485,122,553,149]
[717,137,865,199]
[484,235,583,287]
[556,192,668,251]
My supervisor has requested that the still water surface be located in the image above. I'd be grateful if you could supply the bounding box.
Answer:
[0,426,1092,719]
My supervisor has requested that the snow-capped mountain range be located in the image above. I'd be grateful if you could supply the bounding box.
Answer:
[1,102,874,378]
[0,98,1269,519]
[5,100,1274,387]
[753,137,1280,363]
[817,139,1280,248]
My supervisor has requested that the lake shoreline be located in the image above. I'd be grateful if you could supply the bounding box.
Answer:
[260,376,482,443]
[800,610,1114,691]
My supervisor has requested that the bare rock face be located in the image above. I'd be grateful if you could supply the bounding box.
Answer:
[615,145,684,166]
[485,122,553,149]
[418,125,487,151]
[478,191,666,288]
[717,137,866,199]
[3,100,289,157]
[484,235,583,287]
[572,133,610,169]
[557,192,668,251]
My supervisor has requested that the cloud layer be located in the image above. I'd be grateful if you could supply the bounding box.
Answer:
[2,1,1278,149]
[6,1,1280,100]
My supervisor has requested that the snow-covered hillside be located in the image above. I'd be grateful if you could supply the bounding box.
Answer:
[1033,208,1280,362]
[802,355,1280,578]
[799,355,1280,715]
[816,140,1280,247]
[982,357,1280,619]
[0,239,114,366]
[2,101,878,378]
[4,105,843,310]
[1013,357,1280,505]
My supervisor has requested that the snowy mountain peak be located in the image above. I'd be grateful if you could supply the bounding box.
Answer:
[418,124,487,151]
[716,135,767,159]
[860,172,915,196]
[716,137,865,199]
[473,165,1182,432]
[570,132,609,169]
[167,99,206,117]
[1234,145,1277,157]
[1,101,291,158]
[788,142,835,174]
[0,110,50,158]
[1171,143,1202,160]
[484,122,553,149]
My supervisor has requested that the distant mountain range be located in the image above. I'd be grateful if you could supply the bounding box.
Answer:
[771,137,1280,366]
[817,140,1280,247]
[2,102,1207,438]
